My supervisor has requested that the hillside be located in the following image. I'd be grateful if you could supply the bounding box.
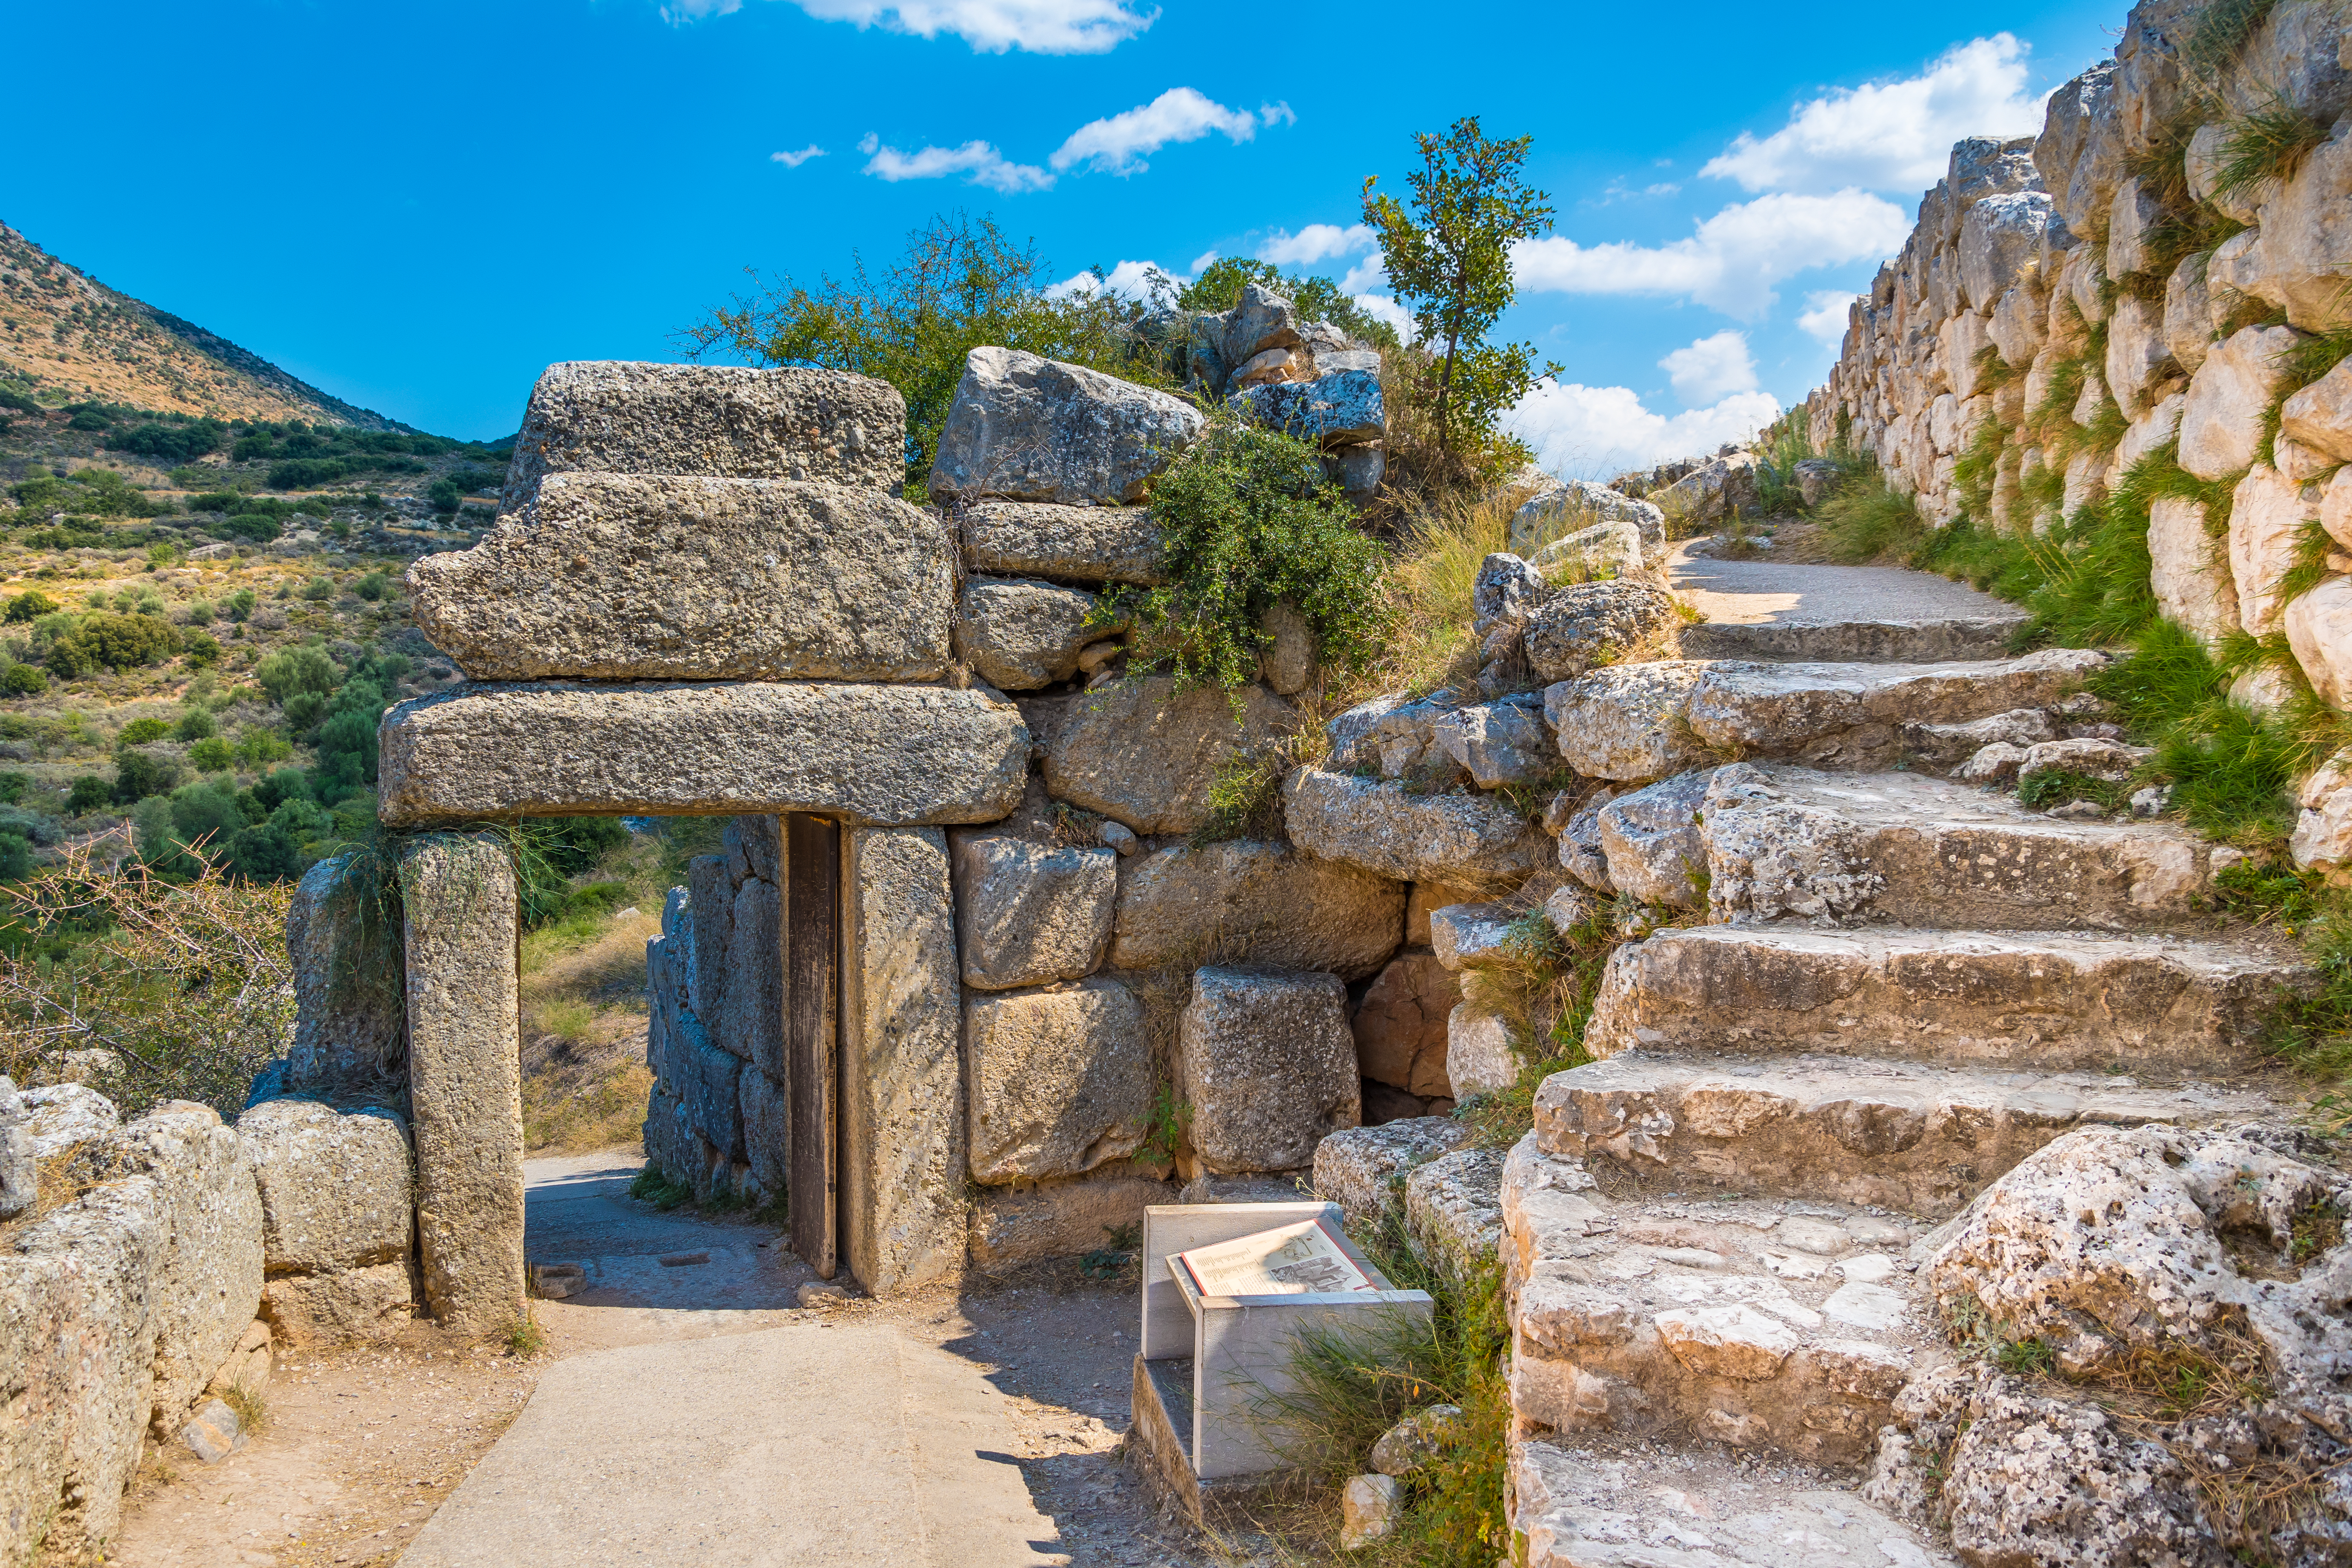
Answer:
[0,221,411,430]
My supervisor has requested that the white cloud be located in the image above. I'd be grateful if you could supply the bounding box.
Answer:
[1050,88,1266,175]
[666,0,1158,53]
[1045,259,1182,302]
[1351,294,1415,340]
[1258,101,1296,128]
[1254,223,1373,268]
[1188,248,1220,276]
[1798,289,1860,343]
[770,145,826,167]
[1508,380,1782,480]
[1658,331,1758,403]
[1512,189,1912,317]
[1703,35,2045,195]
[856,133,1053,193]
[1339,253,1387,294]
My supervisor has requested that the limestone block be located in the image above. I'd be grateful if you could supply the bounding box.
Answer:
[1109,838,1403,981]
[931,347,1203,506]
[1403,1147,1504,1273]
[1684,650,2103,764]
[1653,454,1759,527]
[1940,312,1990,400]
[1281,768,1549,887]
[400,833,524,1334]
[377,681,1029,829]
[1330,441,1385,505]
[2229,462,2318,631]
[952,577,1101,691]
[2238,120,2352,331]
[726,811,780,885]
[1429,902,1517,971]
[1959,191,2053,309]
[1228,368,1384,446]
[2292,751,2352,874]
[739,1065,788,1204]
[1260,600,1315,694]
[498,361,906,517]
[1510,480,1665,563]
[24,1082,119,1157]
[2283,357,2352,463]
[1988,283,2046,369]
[2148,496,2238,643]
[260,1260,419,1347]
[678,1016,744,1161]
[2103,291,2169,415]
[1223,282,1303,364]
[1558,786,1617,893]
[1364,695,1460,780]
[1529,517,1645,584]
[1433,700,1553,788]
[958,499,1166,586]
[2285,576,2352,708]
[2037,64,2118,231]
[1598,770,1713,908]
[2103,175,2164,279]
[2115,390,2183,472]
[2061,447,2108,517]
[964,977,1150,1182]
[236,1100,412,1274]
[1023,674,1292,835]
[1522,580,1681,683]
[1471,553,1544,637]
[1900,708,2056,768]
[953,835,1117,990]
[1543,661,1711,782]
[966,1174,1174,1269]
[2162,253,2212,374]
[1312,1116,1468,1228]
[2205,227,2268,329]
[1180,968,1359,1175]
[2015,737,2153,784]
[721,872,782,1078]
[685,853,731,1029]
[2180,325,2300,480]
[0,1077,27,1220]
[413,474,953,683]
[285,852,405,1100]
[1325,691,1410,770]
[2329,468,2352,551]
[1445,1002,1520,1098]
[1350,954,1460,1098]
[840,827,966,1293]
[2186,121,2266,227]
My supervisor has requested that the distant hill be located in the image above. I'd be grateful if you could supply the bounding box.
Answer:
[0,222,414,432]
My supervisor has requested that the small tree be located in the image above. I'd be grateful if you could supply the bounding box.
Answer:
[1361,117,1559,480]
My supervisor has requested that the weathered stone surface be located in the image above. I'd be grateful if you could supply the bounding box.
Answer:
[24,1081,119,1157]
[1228,368,1383,446]
[1989,283,2048,370]
[1702,763,2234,930]
[1351,953,1460,1099]
[2014,735,2152,784]
[2148,494,2238,643]
[1536,1051,2280,1218]
[286,852,405,1100]
[2163,252,2212,374]
[1428,902,1516,971]
[1472,553,1545,637]
[953,576,1101,690]
[1446,1002,1521,1098]
[1109,838,1403,981]
[1544,662,1712,782]
[2293,750,2352,876]
[1655,454,1760,527]
[1683,650,2103,768]
[2230,460,2319,632]
[1521,580,1680,682]
[954,835,1117,990]
[1510,480,1666,564]
[964,977,1149,1183]
[1340,1474,1401,1550]
[377,681,1029,828]
[1529,517,1646,584]
[1405,879,1487,947]
[180,1397,245,1464]
[1585,922,2301,1071]
[1023,675,1292,835]
[932,348,1203,506]
[260,1260,418,1347]
[840,827,966,1292]
[1260,600,1315,695]
[1403,1147,1504,1272]
[236,1099,412,1274]
[739,1065,787,1205]
[2240,116,2352,331]
[1899,707,2056,768]
[2281,356,2352,463]
[1283,768,1549,888]
[414,474,954,683]
[1312,1117,1468,1228]
[677,1018,744,1160]
[2103,291,2170,414]
[400,833,524,1333]
[498,361,906,517]
[1370,1404,1465,1478]
[0,1076,28,1220]
[1960,191,2055,310]
[1556,786,1616,893]
[1929,1124,2352,1379]
[1597,771,1714,908]
[966,1174,1174,1270]
[958,499,1166,586]
[1362,694,1461,782]
[2180,325,2300,480]
[1434,700,1552,788]
[1180,968,1359,1175]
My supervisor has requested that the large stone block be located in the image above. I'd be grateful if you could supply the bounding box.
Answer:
[958,500,1166,586]
[2283,357,2352,463]
[285,851,406,1100]
[412,474,953,682]
[2286,576,2352,709]
[1109,838,1403,980]
[498,361,905,517]
[2179,325,2299,480]
[1598,770,1715,908]
[236,1099,412,1274]
[677,1015,744,1162]
[2237,118,2352,332]
[1023,675,1294,835]
[1960,191,2054,310]
[931,347,1203,506]
[954,834,1117,990]
[685,853,731,1029]
[964,977,1150,1182]
[1180,968,1359,1175]
[260,1260,419,1348]
[1543,662,1712,782]
[739,1065,789,1207]
[1351,952,1459,1098]
[1227,368,1384,446]
[1509,480,1665,564]
[1433,701,1553,788]
[953,577,1103,690]
[967,1174,1175,1270]
[400,833,524,1334]
[1521,580,1681,681]
[377,681,1029,828]
[839,827,966,1293]
[1312,1117,1469,1228]
[721,872,783,1079]
[2149,494,2239,643]
[2230,461,2318,632]
[1281,768,1549,887]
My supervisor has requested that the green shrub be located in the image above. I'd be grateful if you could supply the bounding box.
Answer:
[223,588,257,623]
[188,736,233,772]
[1097,417,1390,694]
[300,576,334,602]
[175,708,217,742]
[114,749,179,804]
[0,832,30,882]
[1815,465,1927,562]
[66,775,111,814]
[254,645,339,705]
[118,717,171,745]
[4,591,57,623]
[183,631,220,668]
[48,613,180,675]
[354,571,392,602]
[1,664,45,695]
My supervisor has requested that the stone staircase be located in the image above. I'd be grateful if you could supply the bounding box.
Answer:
[1497,605,2316,1567]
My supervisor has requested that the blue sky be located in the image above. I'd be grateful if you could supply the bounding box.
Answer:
[5,0,2123,471]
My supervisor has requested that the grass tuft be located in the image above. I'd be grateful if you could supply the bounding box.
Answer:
[2215,99,2332,202]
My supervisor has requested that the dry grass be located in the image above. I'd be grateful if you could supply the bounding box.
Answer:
[519,904,661,1154]
[1351,486,1523,706]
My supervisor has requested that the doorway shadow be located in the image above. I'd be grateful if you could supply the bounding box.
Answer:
[522,1149,807,1314]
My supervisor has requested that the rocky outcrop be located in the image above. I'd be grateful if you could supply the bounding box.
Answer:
[929,347,1203,506]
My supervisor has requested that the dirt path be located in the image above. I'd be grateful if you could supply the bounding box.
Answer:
[111,1151,1233,1568]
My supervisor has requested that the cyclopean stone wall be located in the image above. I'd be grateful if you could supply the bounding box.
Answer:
[1803,0,2352,872]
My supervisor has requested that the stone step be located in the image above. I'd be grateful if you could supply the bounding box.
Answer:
[1532,1050,2285,1220]
[1584,922,2304,1071]
[1509,1434,1957,1568]
[1680,614,2025,665]
[1501,1134,1938,1471]
[1701,765,2238,931]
